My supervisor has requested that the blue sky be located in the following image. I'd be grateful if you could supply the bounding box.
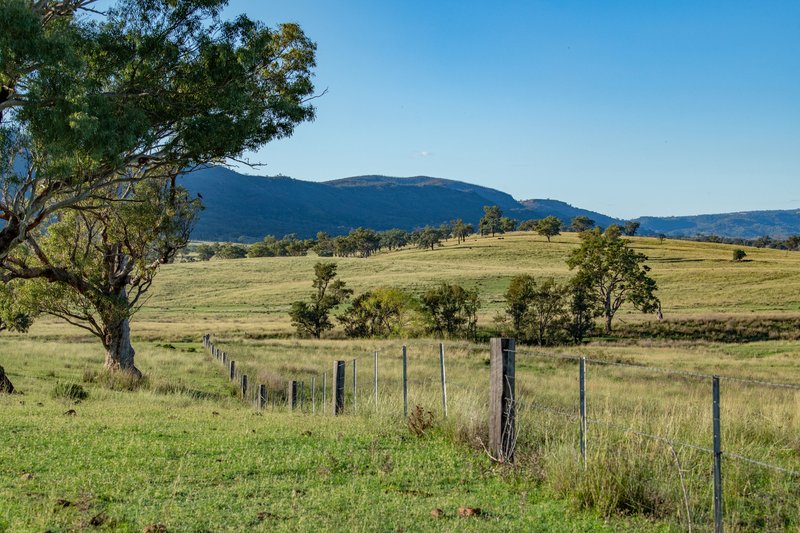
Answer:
[222,1,798,218]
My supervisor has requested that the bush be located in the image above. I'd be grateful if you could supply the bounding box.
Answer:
[733,249,747,262]
[52,382,89,402]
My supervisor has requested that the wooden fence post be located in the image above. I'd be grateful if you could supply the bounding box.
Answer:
[489,337,516,463]
[333,360,346,416]
[288,381,298,410]
[259,384,267,410]
[241,374,248,399]
[229,360,235,381]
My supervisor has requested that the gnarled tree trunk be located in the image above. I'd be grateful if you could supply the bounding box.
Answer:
[0,365,15,394]
[102,316,141,378]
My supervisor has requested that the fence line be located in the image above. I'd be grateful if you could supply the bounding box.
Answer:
[201,333,800,531]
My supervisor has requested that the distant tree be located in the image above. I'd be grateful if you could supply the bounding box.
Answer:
[604,224,622,241]
[526,278,568,346]
[786,236,800,251]
[500,217,518,233]
[571,216,595,233]
[452,219,470,243]
[338,287,414,337]
[504,275,537,339]
[565,278,601,344]
[535,216,562,242]
[313,232,335,257]
[195,244,217,261]
[567,228,659,334]
[623,221,641,236]
[421,283,480,339]
[465,223,475,237]
[348,228,381,257]
[438,223,453,241]
[379,229,409,251]
[479,206,503,236]
[289,262,352,338]
[733,249,747,262]
[216,243,248,259]
[518,219,539,232]
[417,226,442,251]
[658,233,667,244]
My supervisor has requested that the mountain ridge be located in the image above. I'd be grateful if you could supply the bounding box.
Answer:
[180,166,799,242]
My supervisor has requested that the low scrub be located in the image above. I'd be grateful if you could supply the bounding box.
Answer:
[52,382,88,402]
[615,317,800,342]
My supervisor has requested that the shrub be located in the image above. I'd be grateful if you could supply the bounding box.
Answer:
[52,382,89,402]
[733,249,747,262]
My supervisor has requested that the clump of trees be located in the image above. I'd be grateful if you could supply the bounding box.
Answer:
[420,283,480,340]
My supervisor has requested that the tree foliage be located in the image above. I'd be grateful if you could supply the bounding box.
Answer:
[535,215,561,242]
[479,205,503,236]
[570,216,595,233]
[338,287,414,338]
[567,228,659,334]
[420,282,480,339]
[289,262,352,338]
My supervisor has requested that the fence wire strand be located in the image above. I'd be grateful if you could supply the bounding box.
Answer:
[525,351,800,389]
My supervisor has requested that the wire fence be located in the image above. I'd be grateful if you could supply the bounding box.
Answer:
[201,334,800,531]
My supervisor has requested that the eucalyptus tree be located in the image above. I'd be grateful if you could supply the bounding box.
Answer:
[5,175,200,377]
[567,228,659,334]
[1,0,318,378]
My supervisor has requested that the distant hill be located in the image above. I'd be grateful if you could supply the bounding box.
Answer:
[635,210,800,239]
[513,199,621,229]
[179,166,799,242]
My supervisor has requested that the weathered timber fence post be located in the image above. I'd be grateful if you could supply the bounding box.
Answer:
[489,337,516,463]
[439,342,448,418]
[241,374,248,399]
[713,376,724,533]
[402,345,408,417]
[229,360,235,381]
[222,352,227,366]
[579,356,587,467]
[333,361,346,416]
[374,351,379,409]
[288,381,299,411]
[353,358,357,414]
[259,384,267,410]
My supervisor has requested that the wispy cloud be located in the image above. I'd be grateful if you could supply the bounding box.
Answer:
[415,150,433,157]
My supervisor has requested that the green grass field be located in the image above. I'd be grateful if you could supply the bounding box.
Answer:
[2,232,799,531]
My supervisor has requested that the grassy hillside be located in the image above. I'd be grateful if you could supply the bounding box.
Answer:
[138,232,800,340]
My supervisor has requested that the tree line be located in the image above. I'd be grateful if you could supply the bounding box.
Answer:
[188,206,650,261]
[289,227,660,344]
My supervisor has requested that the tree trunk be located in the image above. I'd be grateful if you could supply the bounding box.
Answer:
[604,313,613,335]
[102,316,141,378]
[0,365,14,394]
